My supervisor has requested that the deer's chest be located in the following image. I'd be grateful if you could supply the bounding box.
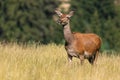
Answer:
[65,46,79,57]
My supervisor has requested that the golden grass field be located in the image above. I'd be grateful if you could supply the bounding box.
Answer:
[0,43,120,80]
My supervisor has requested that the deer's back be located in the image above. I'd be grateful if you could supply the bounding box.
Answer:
[72,32,101,54]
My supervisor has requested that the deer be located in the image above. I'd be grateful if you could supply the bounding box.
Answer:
[55,9,102,65]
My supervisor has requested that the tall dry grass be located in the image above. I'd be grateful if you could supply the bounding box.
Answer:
[0,43,120,80]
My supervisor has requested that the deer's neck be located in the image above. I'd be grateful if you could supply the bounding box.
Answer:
[63,21,74,44]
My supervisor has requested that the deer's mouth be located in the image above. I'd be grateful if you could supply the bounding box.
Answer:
[58,21,67,25]
[61,22,68,26]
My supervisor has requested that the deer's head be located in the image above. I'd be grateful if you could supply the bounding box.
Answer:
[55,10,74,26]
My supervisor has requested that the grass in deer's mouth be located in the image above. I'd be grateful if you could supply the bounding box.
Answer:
[0,43,119,80]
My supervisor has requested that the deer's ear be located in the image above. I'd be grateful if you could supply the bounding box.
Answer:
[55,10,62,17]
[67,11,74,18]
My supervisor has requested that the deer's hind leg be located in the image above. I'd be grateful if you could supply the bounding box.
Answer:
[88,50,99,65]
[88,55,95,65]
[93,50,99,65]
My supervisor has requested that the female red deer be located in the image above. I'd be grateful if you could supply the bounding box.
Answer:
[55,10,101,65]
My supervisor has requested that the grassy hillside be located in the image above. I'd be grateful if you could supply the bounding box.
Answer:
[0,43,120,80]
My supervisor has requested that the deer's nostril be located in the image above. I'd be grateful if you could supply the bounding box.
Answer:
[57,20,61,24]
[57,20,59,23]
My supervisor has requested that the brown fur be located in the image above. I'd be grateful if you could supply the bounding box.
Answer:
[73,32,101,54]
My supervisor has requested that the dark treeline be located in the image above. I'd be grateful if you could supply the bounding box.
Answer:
[0,0,60,43]
[0,0,120,51]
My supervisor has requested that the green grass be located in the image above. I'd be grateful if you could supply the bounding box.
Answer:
[0,43,120,80]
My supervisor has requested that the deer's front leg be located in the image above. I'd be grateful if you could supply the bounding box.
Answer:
[79,55,84,65]
[67,54,73,63]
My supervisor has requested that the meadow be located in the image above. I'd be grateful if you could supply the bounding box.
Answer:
[0,43,120,80]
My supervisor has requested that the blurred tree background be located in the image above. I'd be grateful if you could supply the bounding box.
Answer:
[0,0,120,51]
[0,0,60,43]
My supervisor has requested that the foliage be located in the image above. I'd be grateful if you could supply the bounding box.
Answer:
[0,0,60,43]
